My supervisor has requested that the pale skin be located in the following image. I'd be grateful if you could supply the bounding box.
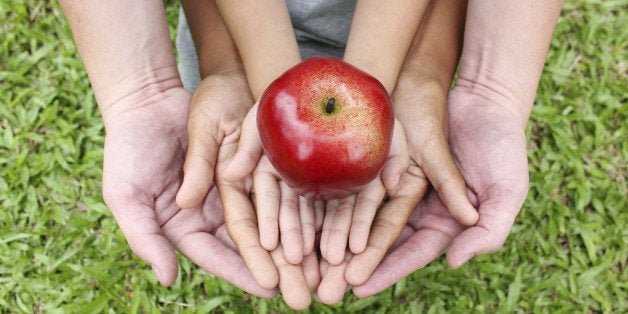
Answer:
[177,0,478,308]
[318,0,470,302]
[212,2,317,307]
[210,0,419,302]
[204,0,478,280]
[57,0,275,297]
[217,2,415,268]
[59,0,564,309]
[319,0,479,268]
[179,0,405,307]
[352,0,566,297]
[179,1,318,309]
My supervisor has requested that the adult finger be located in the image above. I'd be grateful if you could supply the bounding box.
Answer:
[176,119,221,209]
[279,182,304,264]
[349,177,385,254]
[301,251,321,293]
[322,195,355,265]
[352,190,465,297]
[345,173,425,286]
[253,157,280,251]
[106,196,179,286]
[446,190,526,269]
[219,179,279,289]
[352,227,451,298]
[166,206,277,298]
[419,136,479,226]
[271,245,312,310]
[317,253,351,305]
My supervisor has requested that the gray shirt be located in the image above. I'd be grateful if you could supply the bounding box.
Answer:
[176,1,356,91]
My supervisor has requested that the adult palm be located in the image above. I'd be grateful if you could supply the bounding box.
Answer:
[100,87,274,297]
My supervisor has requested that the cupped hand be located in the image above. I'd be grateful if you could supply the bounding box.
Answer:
[352,88,530,297]
[315,69,487,303]
[222,103,323,266]
[101,86,275,297]
[315,75,460,303]
[318,119,410,266]
[179,72,320,308]
[174,70,283,290]
[215,110,322,308]
[175,70,253,209]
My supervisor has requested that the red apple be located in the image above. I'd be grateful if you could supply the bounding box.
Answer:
[257,57,394,200]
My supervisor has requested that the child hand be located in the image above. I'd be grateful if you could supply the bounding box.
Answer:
[222,103,324,266]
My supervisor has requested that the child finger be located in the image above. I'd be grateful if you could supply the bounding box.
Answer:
[279,181,304,264]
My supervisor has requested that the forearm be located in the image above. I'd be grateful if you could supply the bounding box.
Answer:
[344,0,429,93]
[59,1,180,121]
[215,0,301,99]
[398,0,467,92]
[456,0,564,126]
[181,0,242,78]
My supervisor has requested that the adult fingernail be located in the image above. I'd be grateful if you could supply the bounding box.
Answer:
[152,264,164,284]
[454,254,474,269]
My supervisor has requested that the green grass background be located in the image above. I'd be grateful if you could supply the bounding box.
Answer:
[0,1,626,313]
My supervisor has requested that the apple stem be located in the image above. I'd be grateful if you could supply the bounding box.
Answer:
[325,98,335,114]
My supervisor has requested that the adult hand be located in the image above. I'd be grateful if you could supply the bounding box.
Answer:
[101,86,275,297]
[352,88,530,297]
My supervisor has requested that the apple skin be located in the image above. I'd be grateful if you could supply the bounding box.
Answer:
[257,57,394,200]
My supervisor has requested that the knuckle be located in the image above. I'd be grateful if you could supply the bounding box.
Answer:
[328,227,349,238]
[365,241,387,255]
[354,194,380,211]
[371,216,397,234]
[226,217,258,240]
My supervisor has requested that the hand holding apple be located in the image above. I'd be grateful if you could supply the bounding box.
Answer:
[223,57,409,266]
[257,57,395,200]
[221,57,416,307]
[253,57,411,271]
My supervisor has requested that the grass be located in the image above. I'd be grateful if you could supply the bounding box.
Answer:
[0,0,626,313]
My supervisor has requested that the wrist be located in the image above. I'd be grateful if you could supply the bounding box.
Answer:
[99,65,184,126]
[393,71,448,132]
[449,83,529,130]
[200,59,245,80]
[59,1,184,126]
[343,57,397,94]
[215,0,301,99]
[399,56,456,93]
[454,0,564,128]
[453,59,531,128]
